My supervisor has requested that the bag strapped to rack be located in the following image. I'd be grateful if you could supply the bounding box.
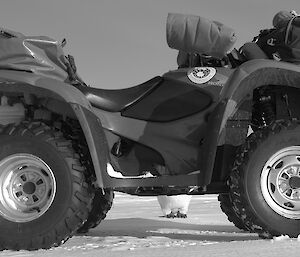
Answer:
[256,13,300,62]
[283,15,300,61]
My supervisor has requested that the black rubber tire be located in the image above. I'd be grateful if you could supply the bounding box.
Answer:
[229,120,300,238]
[77,188,114,233]
[0,122,93,250]
[218,194,248,231]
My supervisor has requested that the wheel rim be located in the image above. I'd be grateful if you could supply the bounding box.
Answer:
[0,154,56,222]
[261,146,300,219]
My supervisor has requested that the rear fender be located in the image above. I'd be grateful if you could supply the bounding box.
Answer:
[201,59,300,185]
[0,70,107,188]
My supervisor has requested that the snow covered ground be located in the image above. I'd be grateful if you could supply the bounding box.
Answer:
[1,193,300,257]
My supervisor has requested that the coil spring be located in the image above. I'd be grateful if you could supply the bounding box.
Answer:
[260,96,275,126]
[253,95,275,128]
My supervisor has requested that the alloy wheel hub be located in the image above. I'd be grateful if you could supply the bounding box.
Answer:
[23,181,36,195]
[289,176,300,189]
[261,146,300,219]
[0,154,56,222]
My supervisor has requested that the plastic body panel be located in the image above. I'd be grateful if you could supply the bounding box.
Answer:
[0,69,109,188]
[2,60,300,191]
[98,68,234,177]
[201,59,300,185]
[121,76,212,122]
[0,70,91,107]
[0,69,209,189]
[95,107,213,176]
[163,67,234,100]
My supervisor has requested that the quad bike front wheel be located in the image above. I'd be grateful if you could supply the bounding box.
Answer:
[229,121,300,238]
[0,122,93,250]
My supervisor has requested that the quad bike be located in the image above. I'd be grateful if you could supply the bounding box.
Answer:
[0,11,300,250]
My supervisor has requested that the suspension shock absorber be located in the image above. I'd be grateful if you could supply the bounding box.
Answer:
[259,95,275,126]
[252,89,275,129]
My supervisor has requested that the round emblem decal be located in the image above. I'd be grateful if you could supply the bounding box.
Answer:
[187,67,216,84]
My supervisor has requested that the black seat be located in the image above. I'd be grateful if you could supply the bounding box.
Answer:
[78,76,162,112]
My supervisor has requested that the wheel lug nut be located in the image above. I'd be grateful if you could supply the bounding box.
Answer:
[21,196,29,202]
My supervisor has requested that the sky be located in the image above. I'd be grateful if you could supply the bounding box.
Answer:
[0,0,299,88]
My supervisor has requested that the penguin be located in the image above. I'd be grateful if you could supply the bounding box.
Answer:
[157,195,192,218]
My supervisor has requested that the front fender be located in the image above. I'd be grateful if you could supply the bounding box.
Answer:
[220,59,300,129]
[0,69,92,108]
[0,70,108,188]
[201,59,300,185]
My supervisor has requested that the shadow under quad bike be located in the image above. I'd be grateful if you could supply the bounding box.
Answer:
[0,11,300,250]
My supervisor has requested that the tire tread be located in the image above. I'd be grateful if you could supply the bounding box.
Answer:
[229,120,296,238]
[0,121,94,250]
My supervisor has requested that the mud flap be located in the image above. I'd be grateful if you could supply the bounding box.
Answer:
[71,103,109,188]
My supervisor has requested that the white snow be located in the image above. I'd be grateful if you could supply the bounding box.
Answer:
[106,163,156,178]
[272,235,290,241]
[1,193,300,257]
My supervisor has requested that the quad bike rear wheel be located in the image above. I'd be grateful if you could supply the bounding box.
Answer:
[218,194,248,231]
[229,120,300,238]
[0,122,93,250]
[77,188,114,233]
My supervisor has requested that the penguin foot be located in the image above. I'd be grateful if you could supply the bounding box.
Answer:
[176,211,187,218]
[166,213,176,218]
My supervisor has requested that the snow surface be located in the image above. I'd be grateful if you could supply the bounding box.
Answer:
[1,193,300,257]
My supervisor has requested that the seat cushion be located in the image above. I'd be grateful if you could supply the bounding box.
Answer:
[77,76,162,112]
